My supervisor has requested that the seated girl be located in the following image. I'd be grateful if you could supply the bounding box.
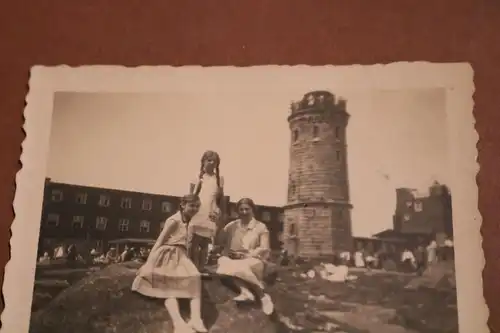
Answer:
[132,194,207,333]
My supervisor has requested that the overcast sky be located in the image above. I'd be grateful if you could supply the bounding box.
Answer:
[47,85,449,237]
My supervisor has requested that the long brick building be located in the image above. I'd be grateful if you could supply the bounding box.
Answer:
[38,178,284,255]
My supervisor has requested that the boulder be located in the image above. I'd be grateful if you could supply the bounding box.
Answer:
[405,260,456,291]
[29,263,285,333]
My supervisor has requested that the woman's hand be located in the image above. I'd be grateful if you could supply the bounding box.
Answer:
[228,250,247,260]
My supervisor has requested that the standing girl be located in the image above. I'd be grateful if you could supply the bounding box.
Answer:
[188,150,224,271]
[131,194,207,333]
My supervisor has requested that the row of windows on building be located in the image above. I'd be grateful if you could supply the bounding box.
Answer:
[45,211,284,232]
[292,125,342,143]
[45,214,159,233]
[50,189,176,212]
[49,189,280,223]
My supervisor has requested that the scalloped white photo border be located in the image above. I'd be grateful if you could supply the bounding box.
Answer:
[1,63,485,333]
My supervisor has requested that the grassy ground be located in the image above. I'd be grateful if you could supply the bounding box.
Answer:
[32,265,103,312]
[270,268,458,333]
[31,263,458,333]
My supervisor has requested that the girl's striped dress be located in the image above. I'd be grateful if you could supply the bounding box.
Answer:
[131,212,201,298]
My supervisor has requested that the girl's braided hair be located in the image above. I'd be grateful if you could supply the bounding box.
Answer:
[195,150,223,205]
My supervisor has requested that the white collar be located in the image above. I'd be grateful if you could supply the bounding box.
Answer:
[239,218,257,230]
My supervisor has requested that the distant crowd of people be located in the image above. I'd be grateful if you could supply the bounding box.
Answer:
[38,243,156,266]
[279,236,455,275]
[38,243,85,265]
[345,237,453,273]
[91,246,151,264]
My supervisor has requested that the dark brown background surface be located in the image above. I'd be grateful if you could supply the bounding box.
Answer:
[0,1,498,331]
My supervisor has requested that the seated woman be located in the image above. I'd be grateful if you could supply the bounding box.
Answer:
[214,197,274,315]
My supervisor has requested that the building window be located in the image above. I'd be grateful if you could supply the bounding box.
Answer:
[47,213,60,227]
[51,189,63,202]
[292,129,299,142]
[72,216,84,229]
[414,201,423,212]
[162,201,173,213]
[118,219,129,232]
[278,213,285,223]
[403,214,411,222]
[95,240,104,252]
[96,217,108,230]
[261,211,271,222]
[121,197,132,209]
[291,184,296,196]
[140,220,151,233]
[142,199,153,211]
[230,206,238,219]
[312,125,319,138]
[98,194,110,207]
[76,192,87,204]
[336,151,341,161]
[335,126,340,139]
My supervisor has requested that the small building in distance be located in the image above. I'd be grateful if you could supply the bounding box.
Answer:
[373,181,454,248]
[38,179,284,256]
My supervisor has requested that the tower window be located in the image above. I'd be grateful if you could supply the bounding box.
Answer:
[292,129,299,142]
[336,151,341,161]
[312,125,319,138]
[335,126,341,139]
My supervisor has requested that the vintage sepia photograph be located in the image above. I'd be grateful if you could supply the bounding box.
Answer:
[2,64,484,333]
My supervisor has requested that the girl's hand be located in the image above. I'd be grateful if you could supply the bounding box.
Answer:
[209,207,221,222]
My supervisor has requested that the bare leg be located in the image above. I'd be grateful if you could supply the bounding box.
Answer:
[164,298,193,332]
[188,297,208,332]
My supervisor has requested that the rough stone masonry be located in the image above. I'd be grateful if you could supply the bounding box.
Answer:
[284,91,353,258]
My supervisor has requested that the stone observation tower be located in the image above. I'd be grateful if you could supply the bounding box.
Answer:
[283,91,353,258]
